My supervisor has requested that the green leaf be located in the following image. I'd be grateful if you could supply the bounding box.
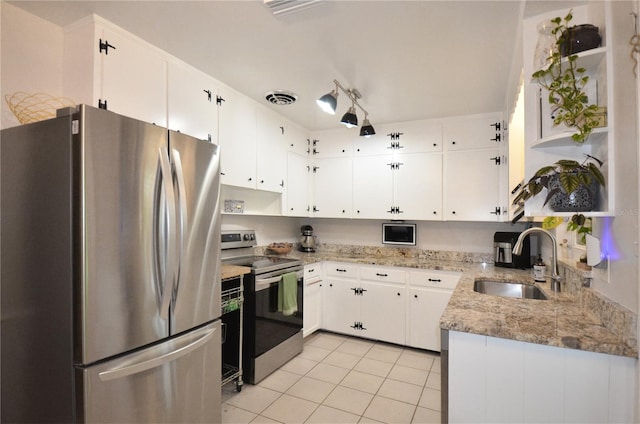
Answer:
[587,162,606,186]
[559,173,581,193]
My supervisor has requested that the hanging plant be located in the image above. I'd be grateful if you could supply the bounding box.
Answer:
[532,11,601,144]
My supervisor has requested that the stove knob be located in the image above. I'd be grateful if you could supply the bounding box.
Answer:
[243,234,251,241]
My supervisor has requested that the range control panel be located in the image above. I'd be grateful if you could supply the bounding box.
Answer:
[221,229,256,250]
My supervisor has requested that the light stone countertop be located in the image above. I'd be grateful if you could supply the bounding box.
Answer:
[270,247,637,359]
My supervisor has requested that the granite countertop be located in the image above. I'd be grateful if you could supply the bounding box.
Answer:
[270,248,637,359]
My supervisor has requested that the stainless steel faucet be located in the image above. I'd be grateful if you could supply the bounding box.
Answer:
[513,227,563,292]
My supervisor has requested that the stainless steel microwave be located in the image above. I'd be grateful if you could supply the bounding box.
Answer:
[382,223,416,246]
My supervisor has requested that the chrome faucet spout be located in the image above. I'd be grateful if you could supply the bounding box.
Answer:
[512,227,562,292]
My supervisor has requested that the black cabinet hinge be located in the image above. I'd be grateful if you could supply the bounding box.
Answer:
[216,96,225,106]
[98,99,108,110]
[490,156,501,165]
[98,38,116,55]
[204,89,212,102]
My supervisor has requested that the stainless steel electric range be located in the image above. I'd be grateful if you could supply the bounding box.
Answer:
[221,229,304,384]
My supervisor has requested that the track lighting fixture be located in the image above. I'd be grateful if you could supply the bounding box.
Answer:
[316,79,375,137]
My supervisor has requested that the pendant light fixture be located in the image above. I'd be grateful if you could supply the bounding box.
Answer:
[316,79,375,137]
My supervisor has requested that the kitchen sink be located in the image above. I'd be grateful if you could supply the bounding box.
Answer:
[473,280,547,300]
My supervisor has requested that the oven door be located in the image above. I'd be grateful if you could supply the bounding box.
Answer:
[253,268,303,357]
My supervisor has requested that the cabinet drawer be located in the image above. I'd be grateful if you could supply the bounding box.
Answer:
[304,263,322,281]
[324,262,358,278]
[359,266,406,284]
[408,270,461,290]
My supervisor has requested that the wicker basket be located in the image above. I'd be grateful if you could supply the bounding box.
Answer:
[5,92,76,124]
[267,242,293,255]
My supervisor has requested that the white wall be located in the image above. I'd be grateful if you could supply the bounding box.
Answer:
[589,1,639,313]
[222,214,527,255]
[1,2,65,129]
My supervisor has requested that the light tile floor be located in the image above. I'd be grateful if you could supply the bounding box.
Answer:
[222,332,441,424]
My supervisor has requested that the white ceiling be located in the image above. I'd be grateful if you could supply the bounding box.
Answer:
[9,0,587,132]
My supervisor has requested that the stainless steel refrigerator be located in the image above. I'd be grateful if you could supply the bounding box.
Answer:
[1,105,222,423]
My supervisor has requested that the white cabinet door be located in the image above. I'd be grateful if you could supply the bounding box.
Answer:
[167,60,218,142]
[286,123,310,156]
[443,114,502,151]
[218,85,257,189]
[352,155,394,219]
[360,281,406,345]
[394,153,443,220]
[359,120,443,155]
[444,149,501,221]
[408,287,452,351]
[286,152,309,217]
[312,158,352,218]
[303,263,322,338]
[256,108,286,193]
[322,278,359,336]
[99,26,167,127]
[310,129,353,158]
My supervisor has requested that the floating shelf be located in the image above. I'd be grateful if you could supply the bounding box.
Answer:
[530,47,607,81]
[531,127,608,148]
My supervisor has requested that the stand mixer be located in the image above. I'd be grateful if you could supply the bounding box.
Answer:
[299,225,317,252]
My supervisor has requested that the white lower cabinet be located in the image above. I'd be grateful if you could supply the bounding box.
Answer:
[319,263,460,349]
[407,270,460,351]
[303,263,322,337]
[359,266,406,345]
[448,330,636,423]
[322,263,360,335]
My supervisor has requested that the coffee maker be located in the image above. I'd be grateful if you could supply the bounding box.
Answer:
[299,225,317,252]
[494,231,531,269]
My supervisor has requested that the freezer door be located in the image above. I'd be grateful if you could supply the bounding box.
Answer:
[168,131,221,334]
[76,106,171,364]
[76,320,221,423]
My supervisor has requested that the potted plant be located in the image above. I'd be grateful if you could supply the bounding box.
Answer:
[513,154,605,212]
[532,11,601,144]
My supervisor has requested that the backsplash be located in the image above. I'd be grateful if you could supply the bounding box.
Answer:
[559,261,637,350]
[256,243,495,264]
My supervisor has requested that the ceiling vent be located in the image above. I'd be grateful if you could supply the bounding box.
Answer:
[265,90,298,105]
[263,0,323,16]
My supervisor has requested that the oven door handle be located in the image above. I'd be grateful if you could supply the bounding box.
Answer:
[255,270,303,292]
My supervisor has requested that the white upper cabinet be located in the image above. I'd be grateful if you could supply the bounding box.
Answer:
[218,84,257,190]
[352,155,395,218]
[354,120,443,155]
[443,114,503,151]
[286,123,310,156]
[63,16,167,127]
[286,152,309,216]
[256,107,286,193]
[444,149,502,221]
[352,152,443,220]
[312,157,352,218]
[167,60,219,142]
[310,128,353,158]
[394,153,443,220]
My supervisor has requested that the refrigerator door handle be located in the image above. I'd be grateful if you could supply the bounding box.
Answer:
[170,148,189,306]
[157,147,178,320]
[97,327,216,382]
